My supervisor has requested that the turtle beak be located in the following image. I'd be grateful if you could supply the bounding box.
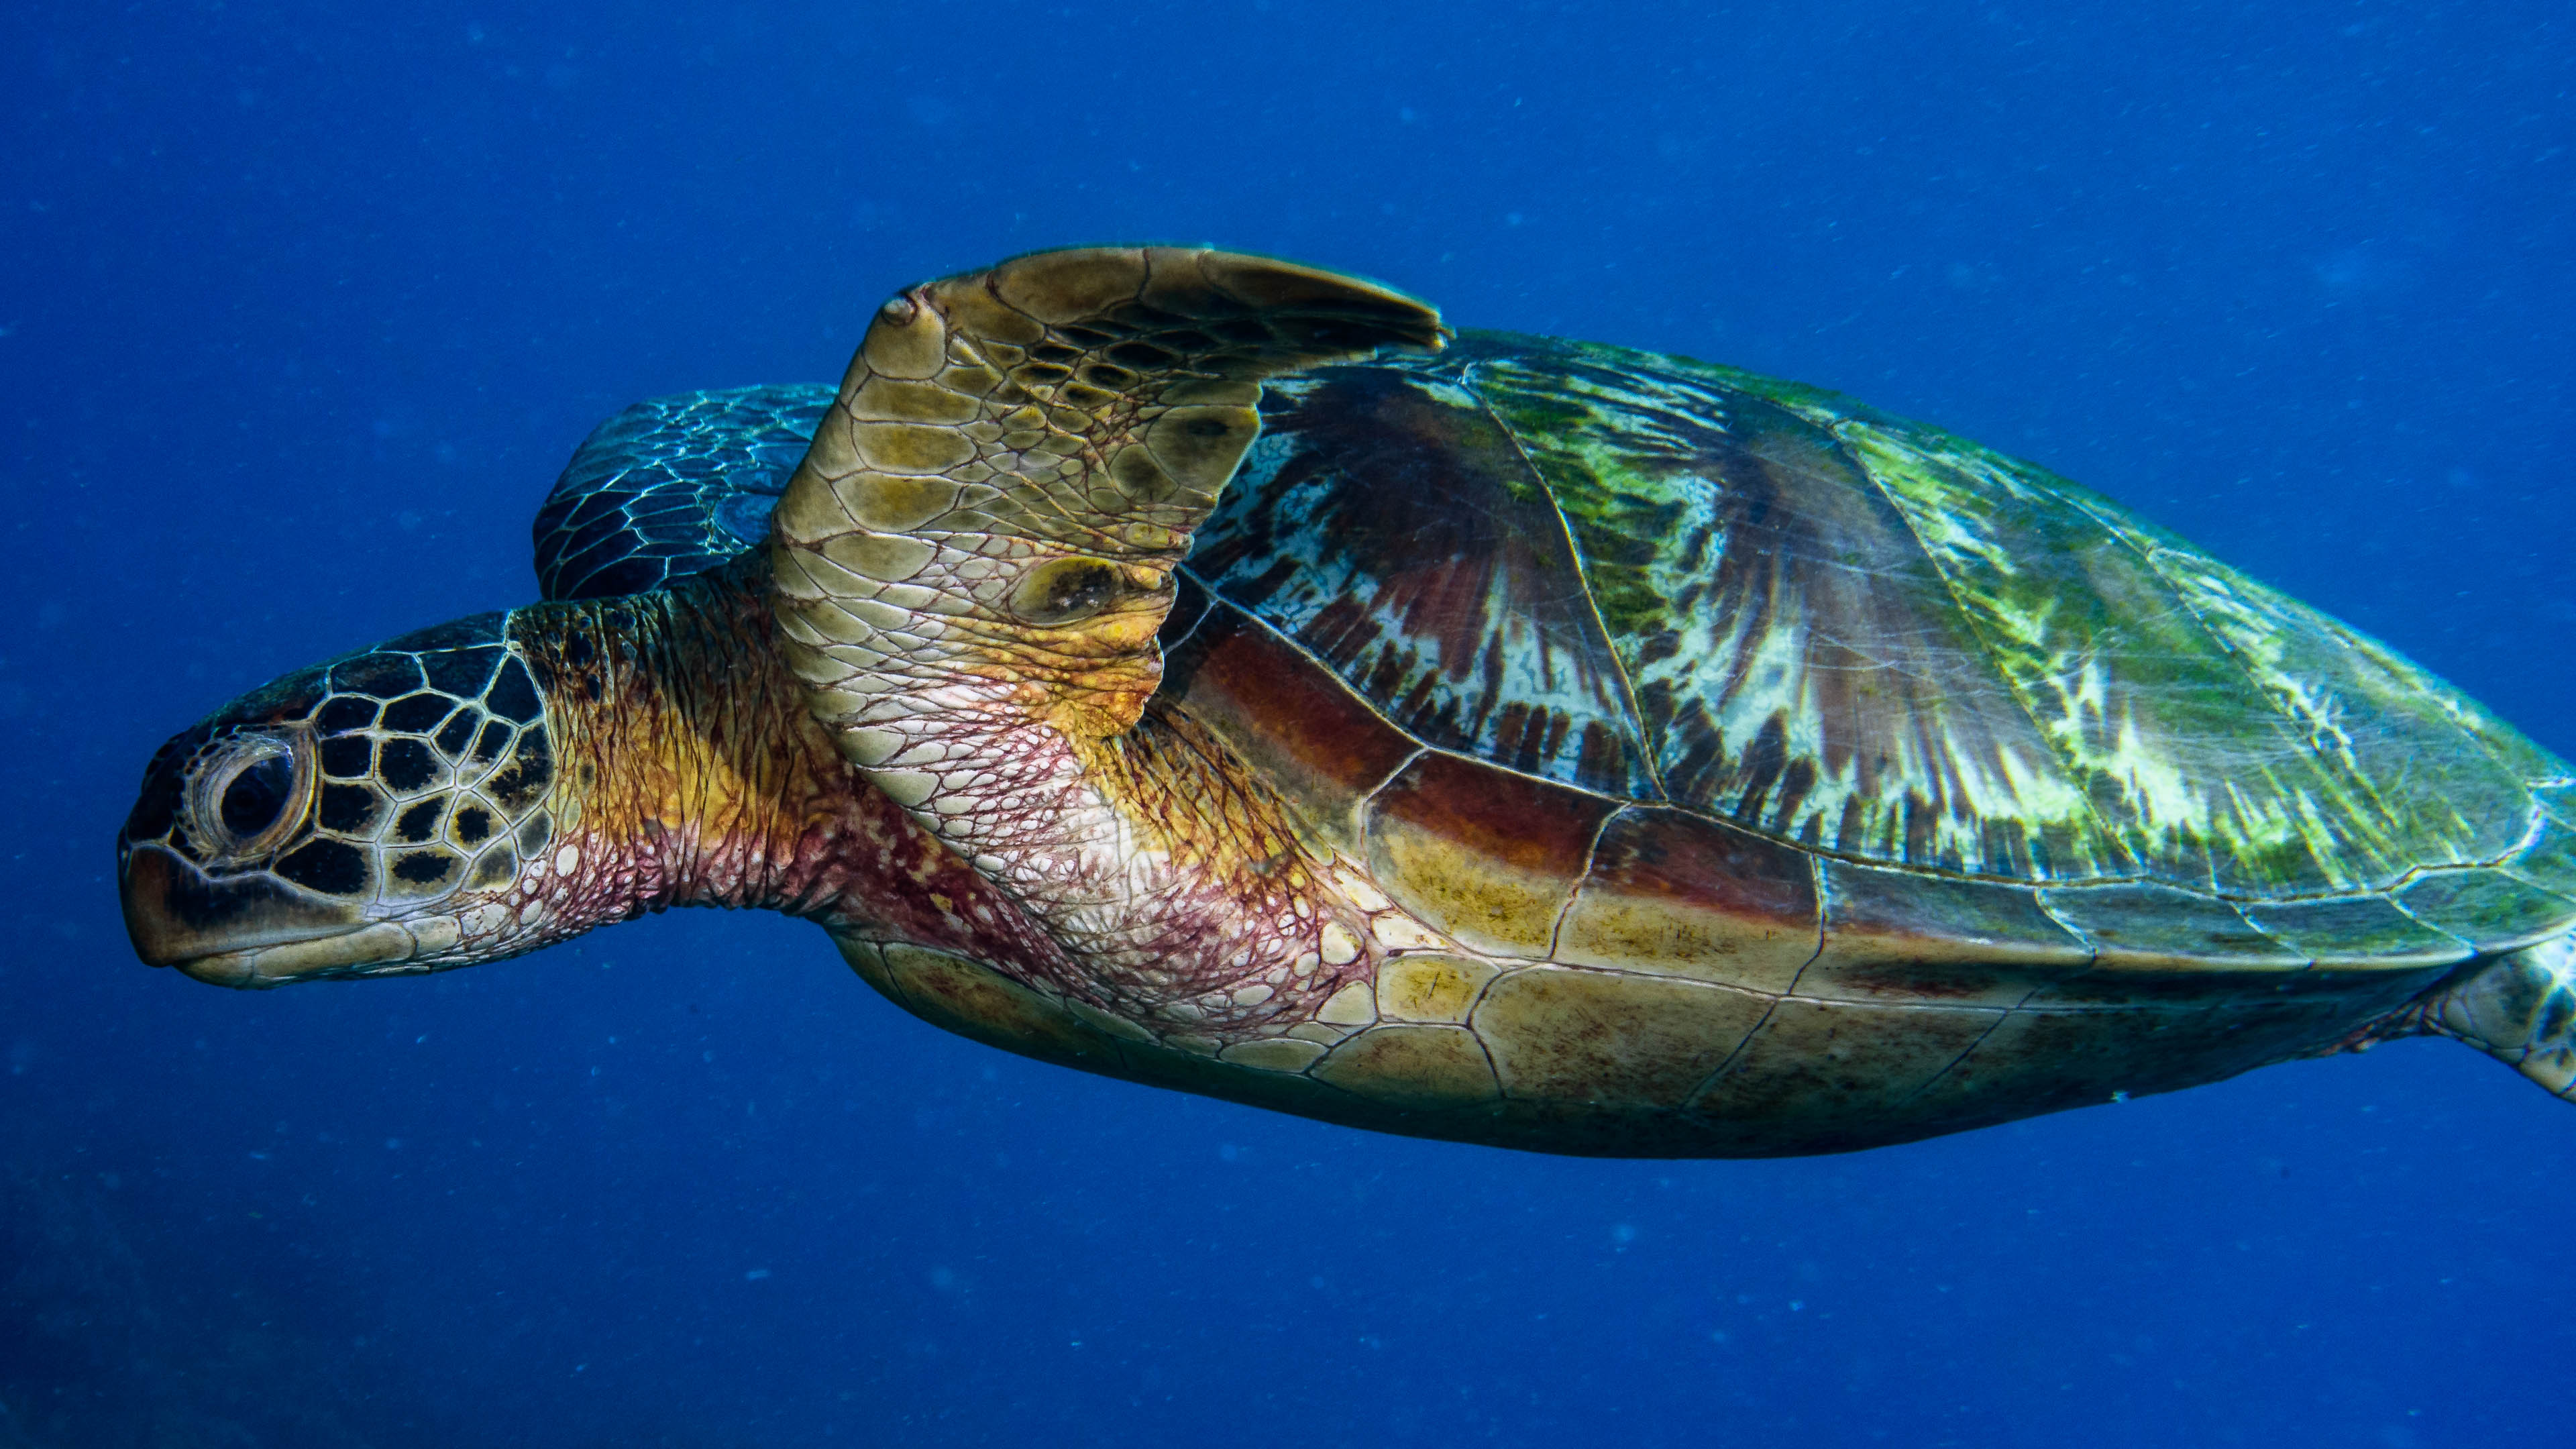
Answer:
[116,843,402,988]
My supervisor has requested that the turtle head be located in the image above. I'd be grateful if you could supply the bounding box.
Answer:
[117,614,563,987]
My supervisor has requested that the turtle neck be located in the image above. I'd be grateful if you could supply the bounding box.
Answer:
[502,557,1068,975]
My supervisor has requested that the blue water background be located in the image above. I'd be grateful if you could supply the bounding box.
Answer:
[5,2,2571,1444]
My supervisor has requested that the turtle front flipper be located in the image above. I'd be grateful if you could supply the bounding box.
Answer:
[769,247,1442,1032]
[771,246,1442,744]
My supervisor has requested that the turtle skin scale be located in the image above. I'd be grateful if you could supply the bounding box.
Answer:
[119,249,2576,1157]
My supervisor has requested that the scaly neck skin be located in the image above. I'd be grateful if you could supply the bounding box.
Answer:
[502,560,1068,975]
[515,562,845,924]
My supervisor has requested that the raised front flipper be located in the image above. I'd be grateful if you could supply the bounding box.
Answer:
[533,384,834,600]
[769,246,1446,746]
[768,247,1444,1036]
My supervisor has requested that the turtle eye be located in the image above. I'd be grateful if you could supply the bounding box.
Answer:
[220,753,295,837]
[187,731,315,863]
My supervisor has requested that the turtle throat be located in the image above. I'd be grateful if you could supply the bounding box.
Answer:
[508,559,895,930]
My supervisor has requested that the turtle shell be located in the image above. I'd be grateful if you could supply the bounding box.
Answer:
[519,335,2576,1153]
[1161,333,2576,981]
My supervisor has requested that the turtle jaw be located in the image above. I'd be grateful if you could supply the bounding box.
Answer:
[117,843,426,988]
[168,920,437,989]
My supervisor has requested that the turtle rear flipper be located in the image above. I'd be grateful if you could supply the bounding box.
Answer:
[532,384,833,601]
[2426,936,2576,1099]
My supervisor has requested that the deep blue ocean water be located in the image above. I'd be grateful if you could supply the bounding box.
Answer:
[5,2,2571,1444]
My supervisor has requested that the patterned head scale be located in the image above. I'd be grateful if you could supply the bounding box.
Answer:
[117,615,557,985]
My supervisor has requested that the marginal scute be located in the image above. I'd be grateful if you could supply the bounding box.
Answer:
[1374,953,1497,1023]
[1553,808,1819,993]
[1065,998,1155,1043]
[2038,882,2306,969]
[1218,1037,1328,1073]
[2538,782,2573,830]
[1315,981,1377,1026]
[1471,966,1770,1109]
[1907,968,2438,1131]
[1311,1025,1500,1108]
[1690,999,2006,1134]
[2394,868,2576,953]
[1805,859,2090,1007]
[1364,751,1617,959]
[2239,894,2473,967]
[2508,814,2576,896]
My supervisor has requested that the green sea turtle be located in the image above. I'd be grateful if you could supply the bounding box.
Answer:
[117,248,2576,1157]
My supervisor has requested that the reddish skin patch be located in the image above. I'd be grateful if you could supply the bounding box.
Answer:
[1063,699,1384,1030]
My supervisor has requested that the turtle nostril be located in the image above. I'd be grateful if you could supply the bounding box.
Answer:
[219,753,295,839]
